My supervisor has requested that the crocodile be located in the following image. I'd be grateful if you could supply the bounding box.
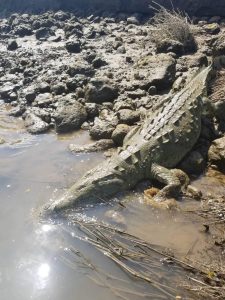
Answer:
[43,65,212,214]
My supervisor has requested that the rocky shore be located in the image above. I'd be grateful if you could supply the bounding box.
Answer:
[1,9,225,299]
[0,10,225,172]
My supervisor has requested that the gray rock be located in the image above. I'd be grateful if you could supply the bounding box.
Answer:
[85,78,118,104]
[37,82,50,93]
[112,124,131,146]
[33,93,55,108]
[14,24,32,37]
[127,16,140,25]
[92,57,108,69]
[64,22,83,39]
[24,113,50,134]
[213,34,225,55]
[65,40,81,53]
[35,27,55,40]
[187,54,208,68]
[156,39,185,56]
[54,11,70,21]
[54,101,87,133]
[214,100,225,123]
[85,102,99,119]
[76,87,84,98]
[89,118,115,140]
[135,54,176,91]
[51,83,67,95]
[0,83,16,101]
[208,137,225,171]
[203,23,220,35]
[24,87,36,103]
[7,40,18,51]
[9,106,26,117]
[66,78,78,91]
[67,61,93,76]
[179,150,206,175]
[113,99,134,111]
[30,107,52,124]
[186,185,202,200]
[117,46,126,54]
[127,89,146,99]
[117,109,140,125]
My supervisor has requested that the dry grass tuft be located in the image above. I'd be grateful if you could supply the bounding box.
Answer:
[149,2,197,53]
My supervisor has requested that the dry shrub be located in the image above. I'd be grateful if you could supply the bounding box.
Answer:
[149,2,197,53]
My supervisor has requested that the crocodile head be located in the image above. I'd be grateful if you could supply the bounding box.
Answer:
[42,163,124,215]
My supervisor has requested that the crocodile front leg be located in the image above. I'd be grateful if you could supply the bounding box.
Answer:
[150,163,182,202]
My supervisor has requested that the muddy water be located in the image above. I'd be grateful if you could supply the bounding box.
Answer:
[0,102,221,300]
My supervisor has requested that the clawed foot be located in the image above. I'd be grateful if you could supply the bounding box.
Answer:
[144,188,178,209]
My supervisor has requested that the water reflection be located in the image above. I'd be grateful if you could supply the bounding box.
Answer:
[37,263,50,290]
[42,225,53,233]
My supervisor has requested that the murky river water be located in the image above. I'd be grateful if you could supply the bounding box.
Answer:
[0,102,223,300]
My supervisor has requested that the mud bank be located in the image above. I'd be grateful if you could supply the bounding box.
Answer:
[1,0,225,17]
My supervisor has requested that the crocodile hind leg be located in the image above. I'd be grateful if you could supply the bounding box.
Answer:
[150,163,183,202]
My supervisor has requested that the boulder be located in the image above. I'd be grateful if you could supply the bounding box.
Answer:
[64,22,83,38]
[7,40,18,51]
[13,24,32,36]
[54,101,87,133]
[203,23,220,35]
[85,78,118,104]
[214,100,225,123]
[208,137,225,171]
[213,34,225,55]
[85,102,99,119]
[33,93,55,108]
[0,83,17,102]
[37,82,51,94]
[24,113,50,134]
[127,16,140,25]
[51,83,67,95]
[89,118,115,140]
[135,54,176,91]
[35,27,55,40]
[24,87,36,103]
[54,11,70,21]
[65,40,81,53]
[92,57,108,69]
[112,124,131,145]
[117,109,140,125]
[156,39,185,56]
[9,105,26,117]
[179,151,206,175]
[67,61,93,77]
